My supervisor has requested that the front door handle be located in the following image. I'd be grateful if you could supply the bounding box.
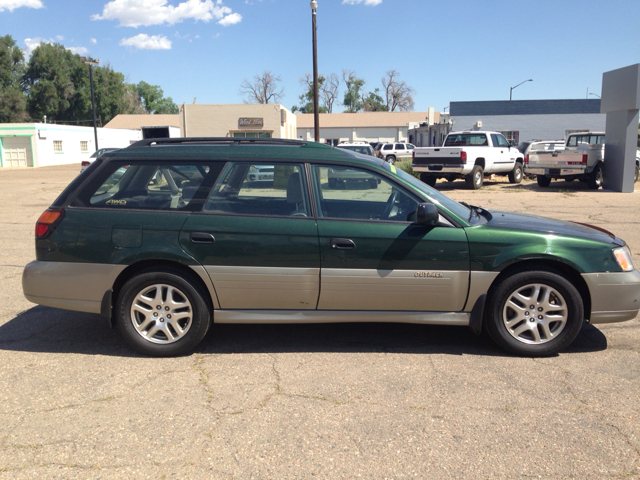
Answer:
[331,238,356,250]
[190,232,215,244]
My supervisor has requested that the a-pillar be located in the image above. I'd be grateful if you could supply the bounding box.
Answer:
[601,63,640,192]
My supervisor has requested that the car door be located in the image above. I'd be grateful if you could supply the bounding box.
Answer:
[311,164,470,312]
[491,133,515,172]
[179,161,320,310]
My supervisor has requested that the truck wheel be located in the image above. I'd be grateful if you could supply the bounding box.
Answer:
[588,165,603,189]
[634,163,639,183]
[465,165,483,189]
[537,175,551,188]
[386,155,396,165]
[484,270,584,357]
[508,163,523,184]
[423,176,437,187]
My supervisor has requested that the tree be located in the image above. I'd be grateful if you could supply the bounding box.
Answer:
[239,71,284,104]
[382,70,415,112]
[361,88,388,112]
[342,70,365,113]
[0,35,28,122]
[320,73,339,113]
[134,81,178,114]
[291,73,328,114]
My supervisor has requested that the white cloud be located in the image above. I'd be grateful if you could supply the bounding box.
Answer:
[56,35,64,41]
[92,0,238,27]
[68,46,88,55]
[342,0,382,5]
[90,38,97,44]
[119,33,172,50]
[0,0,43,12]
[218,12,240,26]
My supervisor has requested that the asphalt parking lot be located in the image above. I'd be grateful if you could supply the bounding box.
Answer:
[1,164,639,479]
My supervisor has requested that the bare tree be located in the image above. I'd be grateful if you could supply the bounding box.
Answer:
[320,72,339,113]
[382,70,415,112]
[239,71,284,104]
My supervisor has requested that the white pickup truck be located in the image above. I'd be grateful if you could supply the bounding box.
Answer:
[412,131,524,189]
[524,132,606,189]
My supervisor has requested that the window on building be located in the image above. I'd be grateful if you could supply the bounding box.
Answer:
[501,131,519,146]
[325,138,340,146]
[53,141,63,152]
[232,132,271,138]
[80,141,88,153]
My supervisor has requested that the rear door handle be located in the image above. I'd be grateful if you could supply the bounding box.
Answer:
[190,232,215,244]
[331,238,356,250]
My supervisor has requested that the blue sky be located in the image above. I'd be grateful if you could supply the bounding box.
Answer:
[2,0,640,113]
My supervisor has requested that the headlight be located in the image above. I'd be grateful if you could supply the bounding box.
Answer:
[613,246,634,271]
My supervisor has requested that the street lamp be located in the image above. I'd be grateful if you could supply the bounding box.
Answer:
[80,56,100,150]
[589,93,601,99]
[510,79,532,101]
[310,0,319,142]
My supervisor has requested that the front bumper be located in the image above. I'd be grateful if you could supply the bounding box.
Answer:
[582,270,640,324]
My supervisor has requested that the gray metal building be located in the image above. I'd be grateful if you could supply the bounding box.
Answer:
[450,99,606,144]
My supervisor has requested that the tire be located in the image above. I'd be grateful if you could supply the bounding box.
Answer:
[508,162,523,184]
[386,155,396,165]
[422,175,437,187]
[587,165,603,190]
[116,268,212,357]
[465,165,483,190]
[634,163,639,183]
[484,270,584,357]
[368,178,378,189]
[328,178,337,189]
[537,175,551,187]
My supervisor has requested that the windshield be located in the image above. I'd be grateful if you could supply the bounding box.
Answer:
[381,162,471,221]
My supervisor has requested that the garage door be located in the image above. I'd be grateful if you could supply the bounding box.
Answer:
[2,137,33,167]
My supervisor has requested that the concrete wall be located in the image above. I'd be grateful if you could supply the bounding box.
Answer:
[297,126,408,143]
[180,104,296,139]
[449,113,606,142]
[0,124,141,168]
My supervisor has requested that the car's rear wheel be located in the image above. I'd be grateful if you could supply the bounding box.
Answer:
[465,165,483,189]
[588,165,603,189]
[386,155,396,165]
[368,178,378,189]
[537,175,551,187]
[116,268,211,356]
[484,270,584,356]
[634,163,639,183]
[508,162,523,184]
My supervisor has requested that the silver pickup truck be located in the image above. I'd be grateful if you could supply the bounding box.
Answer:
[525,132,640,189]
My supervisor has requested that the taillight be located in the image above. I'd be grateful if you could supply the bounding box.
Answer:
[81,160,91,167]
[582,154,587,165]
[524,154,529,165]
[35,208,65,239]
[461,151,467,164]
[412,151,415,161]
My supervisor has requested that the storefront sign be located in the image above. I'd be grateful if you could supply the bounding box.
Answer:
[239,118,264,127]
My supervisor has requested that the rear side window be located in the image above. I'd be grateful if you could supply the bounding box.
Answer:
[383,144,393,150]
[70,161,220,211]
[395,144,405,150]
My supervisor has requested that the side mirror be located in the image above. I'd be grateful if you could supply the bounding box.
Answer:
[416,203,439,225]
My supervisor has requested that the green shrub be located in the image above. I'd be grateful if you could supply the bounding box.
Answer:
[395,159,420,179]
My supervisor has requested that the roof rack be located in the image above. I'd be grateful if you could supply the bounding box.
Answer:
[128,137,310,148]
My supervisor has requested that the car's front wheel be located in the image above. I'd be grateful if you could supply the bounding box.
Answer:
[484,270,584,356]
[116,268,211,356]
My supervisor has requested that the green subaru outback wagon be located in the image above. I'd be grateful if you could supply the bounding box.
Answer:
[22,138,640,357]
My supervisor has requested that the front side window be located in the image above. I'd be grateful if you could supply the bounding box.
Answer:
[205,162,309,217]
[312,165,419,222]
[395,144,405,150]
[70,162,215,211]
[383,144,393,150]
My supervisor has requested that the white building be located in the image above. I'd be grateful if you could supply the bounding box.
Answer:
[0,123,142,168]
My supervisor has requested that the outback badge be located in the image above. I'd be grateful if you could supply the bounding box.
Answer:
[415,271,444,278]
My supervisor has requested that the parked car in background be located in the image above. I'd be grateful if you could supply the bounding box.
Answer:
[23,137,640,358]
[412,131,524,189]
[81,148,119,173]
[377,142,416,164]
[518,140,565,158]
[336,142,376,156]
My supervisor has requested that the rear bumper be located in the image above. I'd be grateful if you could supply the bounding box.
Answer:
[525,166,586,176]
[22,260,127,314]
[582,270,640,324]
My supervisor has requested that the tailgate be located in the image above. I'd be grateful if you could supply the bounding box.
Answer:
[413,147,464,166]
[526,150,585,168]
